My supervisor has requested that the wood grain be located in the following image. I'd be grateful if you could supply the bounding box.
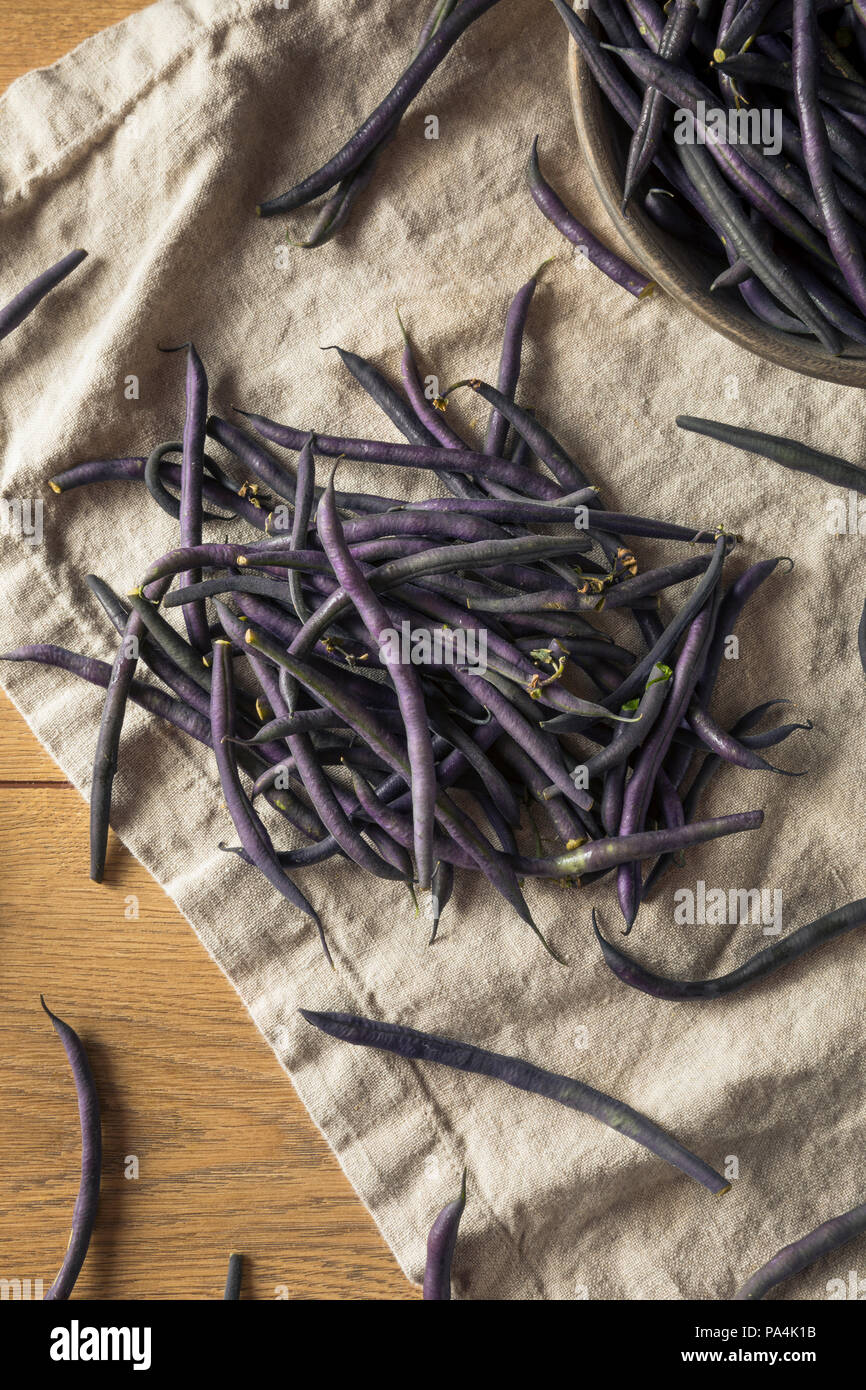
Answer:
[0,5,416,1302]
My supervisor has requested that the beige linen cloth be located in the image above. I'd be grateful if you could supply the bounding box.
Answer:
[1,0,864,1300]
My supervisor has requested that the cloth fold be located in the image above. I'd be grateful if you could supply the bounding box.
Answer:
[1,0,863,1300]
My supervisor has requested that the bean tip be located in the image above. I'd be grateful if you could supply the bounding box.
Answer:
[48,479,62,494]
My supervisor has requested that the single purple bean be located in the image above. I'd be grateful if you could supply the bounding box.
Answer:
[298,1009,731,1194]
[0,249,87,342]
[423,1170,467,1299]
[40,997,102,1300]
[594,896,866,1000]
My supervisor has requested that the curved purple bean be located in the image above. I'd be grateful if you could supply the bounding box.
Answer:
[527,138,655,299]
[318,471,437,889]
[48,455,269,530]
[256,0,502,215]
[164,343,210,653]
[298,1009,731,1194]
[446,375,589,491]
[210,641,331,964]
[734,1201,866,1300]
[234,408,562,499]
[512,809,764,878]
[484,265,548,459]
[423,1170,467,1299]
[594,896,866,1000]
[428,859,455,945]
[792,0,866,317]
[397,312,470,451]
[0,249,87,342]
[40,997,102,1301]
[617,602,716,930]
[0,643,214,745]
[623,0,699,211]
[686,701,804,773]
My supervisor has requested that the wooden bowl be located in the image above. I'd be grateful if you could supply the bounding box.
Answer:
[567,38,866,388]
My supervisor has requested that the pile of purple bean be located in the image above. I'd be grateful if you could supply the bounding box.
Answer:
[2,259,807,965]
[257,0,866,350]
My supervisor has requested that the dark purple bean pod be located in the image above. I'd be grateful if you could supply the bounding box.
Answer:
[0,643,214,745]
[162,343,210,654]
[642,700,805,896]
[397,311,471,451]
[428,859,455,944]
[325,342,480,503]
[89,590,165,882]
[234,408,563,500]
[210,641,331,964]
[220,839,340,869]
[298,1009,731,1194]
[699,555,793,702]
[447,374,592,492]
[224,1253,243,1300]
[40,997,102,1300]
[340,508,511,546]
[0,249,87,342]
[676,415,866,493]
[527,138,655,299]
[733,1200,866,1300]
[48,456,147,492]
[483,265,548,459]
[617,602,716,930]
[48,455,269,530]
[686,701,804,773]
[257,0,502,214]
[325,344,438,448]
[601,759,628,837]
[715,0,777,59]
[570,664,672,780]
[622,0,700,211]
[594,896,866,1001]
[423,1169,467,1299]
[513,809,763,878]
[318,471,438,889]
[791,0,866,317]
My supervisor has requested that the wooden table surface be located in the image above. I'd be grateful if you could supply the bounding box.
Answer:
[0,2,415,1302]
